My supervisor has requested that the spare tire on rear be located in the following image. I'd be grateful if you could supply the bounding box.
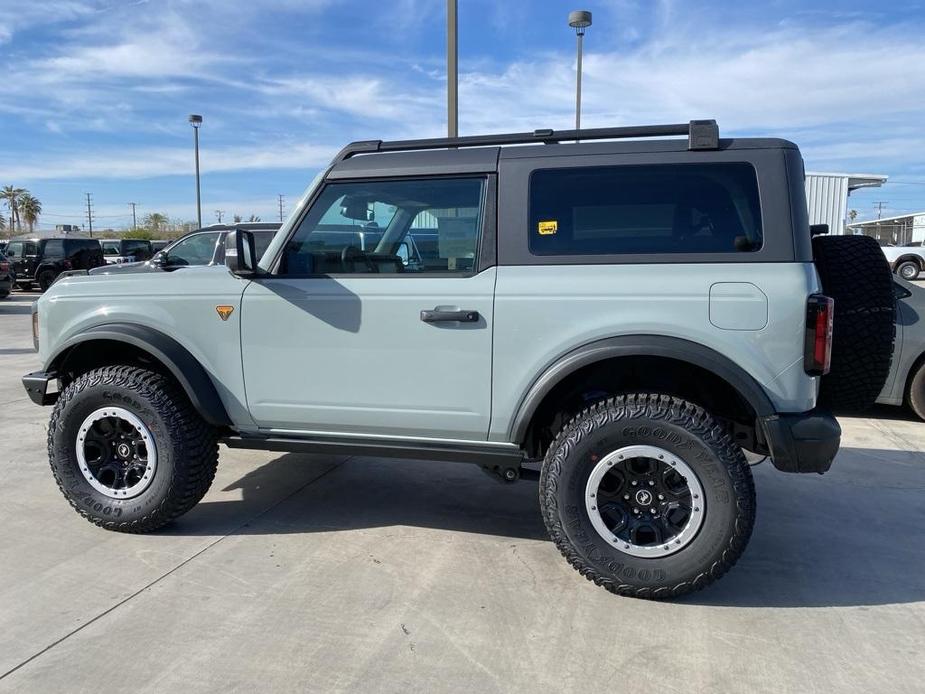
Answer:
[812,234,895,411]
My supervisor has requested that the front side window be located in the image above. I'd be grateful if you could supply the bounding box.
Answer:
[102,242,121,256]
[529,163,763,256]
[165,232,221,266]
[281,177,484,275]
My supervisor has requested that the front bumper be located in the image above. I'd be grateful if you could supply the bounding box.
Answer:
[22,371,59,406]
[760,409,841,474]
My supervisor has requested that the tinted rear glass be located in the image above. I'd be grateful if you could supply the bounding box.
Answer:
[43,240,65,256]
[529,163,763,256]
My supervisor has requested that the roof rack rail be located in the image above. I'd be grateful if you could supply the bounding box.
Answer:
[333,119,719,162]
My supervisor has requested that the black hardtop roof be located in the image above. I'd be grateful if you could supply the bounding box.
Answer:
[328,120,798,179]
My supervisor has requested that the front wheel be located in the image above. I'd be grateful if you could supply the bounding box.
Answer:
[539,393,755,599]
[897,260,920,281]
[48,366,219,532]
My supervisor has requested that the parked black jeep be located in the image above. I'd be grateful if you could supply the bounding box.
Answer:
[5,237,105,291]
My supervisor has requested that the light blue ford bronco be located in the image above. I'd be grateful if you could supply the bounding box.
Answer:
[23,121,896,598]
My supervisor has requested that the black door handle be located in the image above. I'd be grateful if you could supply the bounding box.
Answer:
[420,309,480,323]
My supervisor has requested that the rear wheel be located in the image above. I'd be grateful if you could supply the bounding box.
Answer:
[540,393,755,599]
[38,269,56,291]
[48,366,219,532]
[17,282,33,291]
[896,260,920,281]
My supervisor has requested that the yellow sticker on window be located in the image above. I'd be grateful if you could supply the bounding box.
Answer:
[538,220,558,235]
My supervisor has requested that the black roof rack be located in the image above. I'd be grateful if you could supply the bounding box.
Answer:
[334,119,719,162]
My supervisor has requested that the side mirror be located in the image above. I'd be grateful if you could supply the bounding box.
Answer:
[224,229,257,277]
[810,224,830,237]
[150,251,166,266]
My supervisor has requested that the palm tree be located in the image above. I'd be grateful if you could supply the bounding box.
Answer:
[0,214,6,236]
[142,212,169,232]
[1,185,25,231]
[18,193,42,232]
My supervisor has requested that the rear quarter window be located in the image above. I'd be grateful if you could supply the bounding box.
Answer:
[529,163,763,256]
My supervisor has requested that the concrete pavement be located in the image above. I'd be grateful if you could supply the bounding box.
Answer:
[1,290,923,693]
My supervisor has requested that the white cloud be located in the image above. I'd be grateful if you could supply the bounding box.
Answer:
[2,142,336,182]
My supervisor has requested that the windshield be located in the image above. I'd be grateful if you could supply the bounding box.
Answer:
[6,242,23,258]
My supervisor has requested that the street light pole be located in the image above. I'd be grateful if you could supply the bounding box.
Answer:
[447,0,458,137]
[568,11,592,131]
[188,114,203,229]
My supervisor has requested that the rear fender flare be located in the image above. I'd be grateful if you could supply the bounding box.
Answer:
[509,335,775,443]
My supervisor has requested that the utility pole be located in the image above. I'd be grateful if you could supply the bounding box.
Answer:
[85,193,94,237]
[215,209,225,223]
[874,201,888,220]
[278,194,286,222]
[128,202,138,230]
[447,0,458,137]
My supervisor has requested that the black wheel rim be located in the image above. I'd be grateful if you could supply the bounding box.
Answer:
[586,444,705,558]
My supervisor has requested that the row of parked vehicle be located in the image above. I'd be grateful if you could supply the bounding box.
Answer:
[0,224,282,292]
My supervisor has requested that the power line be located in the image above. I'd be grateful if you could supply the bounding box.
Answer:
[873,201,889,220]
[128,202,138,230]
[214,209,225,223]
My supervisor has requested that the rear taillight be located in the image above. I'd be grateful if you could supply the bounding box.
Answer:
[62,259,73,270]
[0,261,8,272]
[805,294,834,376]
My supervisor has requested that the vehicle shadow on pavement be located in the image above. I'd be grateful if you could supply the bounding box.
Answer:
[173,453,549,542]
[688,446,925,608]
[173,447,925,608]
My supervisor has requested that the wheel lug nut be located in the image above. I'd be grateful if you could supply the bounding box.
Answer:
[648,481,655,486]
[633,507,639,513]
[631,481,637,486]
[623,494,630,500]
[650,508,656,514]
[658,494,664,500]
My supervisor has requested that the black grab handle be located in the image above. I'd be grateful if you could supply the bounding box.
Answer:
[420,309,480,323]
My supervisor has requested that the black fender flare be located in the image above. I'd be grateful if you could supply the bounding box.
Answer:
[47,323,231,427]
[509,335,776,443]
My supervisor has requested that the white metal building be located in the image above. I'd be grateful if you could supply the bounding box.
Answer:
[805,172,888,235]
[847,212,925,246]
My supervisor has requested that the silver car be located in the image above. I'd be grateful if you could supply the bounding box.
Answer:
[878,278,925,417]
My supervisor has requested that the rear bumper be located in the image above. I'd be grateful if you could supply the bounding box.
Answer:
[760,409,841,474]
[22,371,58,406]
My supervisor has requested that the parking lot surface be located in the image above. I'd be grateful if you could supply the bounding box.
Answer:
[1,290,923,693]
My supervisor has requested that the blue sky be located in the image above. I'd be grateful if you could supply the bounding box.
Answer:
[1,0,924,229]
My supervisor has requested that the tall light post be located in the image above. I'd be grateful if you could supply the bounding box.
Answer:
[568,10,592,131]
[188,114,203,229]
[447,0,458,137]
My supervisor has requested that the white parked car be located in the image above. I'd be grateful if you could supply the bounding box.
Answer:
[880,242,925,281]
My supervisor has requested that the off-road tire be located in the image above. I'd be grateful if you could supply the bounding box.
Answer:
[812,234,896,411]
[539,393,755,600]
[0,288,9,299]
[38,269,56,292]
[48,365,218,532]
[17,282,33,291]
[896,260,921,281]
